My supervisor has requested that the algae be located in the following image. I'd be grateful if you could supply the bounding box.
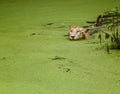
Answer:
[0,0,120,94]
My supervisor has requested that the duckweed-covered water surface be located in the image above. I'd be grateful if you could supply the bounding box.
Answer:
[0,0,120,94]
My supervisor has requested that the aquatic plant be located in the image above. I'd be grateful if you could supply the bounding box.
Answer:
[99,7,120,51]
[105,7,120,30]
[105,7,120,49]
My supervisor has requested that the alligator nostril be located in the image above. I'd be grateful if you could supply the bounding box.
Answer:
[71,36,75,39]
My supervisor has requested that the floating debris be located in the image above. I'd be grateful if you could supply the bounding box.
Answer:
[30,33,41,36]
[50,56,66,60]
[66,68,71,72]
[46,23,54,25]
[30,33,36,36]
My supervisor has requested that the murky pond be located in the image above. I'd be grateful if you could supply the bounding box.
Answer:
[0,0,120,94]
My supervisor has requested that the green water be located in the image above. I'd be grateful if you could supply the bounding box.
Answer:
[0,0,120,94]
